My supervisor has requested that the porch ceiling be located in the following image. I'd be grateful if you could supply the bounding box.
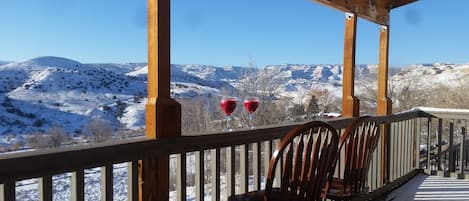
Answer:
[314,0,418,25]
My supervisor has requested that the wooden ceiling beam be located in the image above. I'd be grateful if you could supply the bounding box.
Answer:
[389,0,418,9]
[313,0,417,25]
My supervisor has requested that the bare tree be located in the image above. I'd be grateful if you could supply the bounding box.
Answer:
[357,80,378,115]
[86,118,113,143]
[28,132,50,149]
[430,77,469,109]
[391,78,436,112]
[310,88,339,113]
[178,94,226,135]
[48,126,67,148]
[305,94,320,119]
[236,67,290,127]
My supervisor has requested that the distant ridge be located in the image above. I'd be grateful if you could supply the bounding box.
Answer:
[0,60,12,66]
[1,56,468,135]
[15,56,82,68]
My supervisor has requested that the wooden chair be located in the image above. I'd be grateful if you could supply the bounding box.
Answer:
[324,117,381,201]
[228,121,339,201]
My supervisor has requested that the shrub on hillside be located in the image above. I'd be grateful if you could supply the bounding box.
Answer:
[85,118,113,143]
[28,132,50,149]
[48,126,68,148]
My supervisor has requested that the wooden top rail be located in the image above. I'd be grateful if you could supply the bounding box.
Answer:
[0,110,431,182]
[371,110,434,124]
[413,107,469,120]
[167,117,355,154]
[0,137,161,182]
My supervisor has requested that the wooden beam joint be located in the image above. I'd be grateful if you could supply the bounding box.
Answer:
[314,0,395,25]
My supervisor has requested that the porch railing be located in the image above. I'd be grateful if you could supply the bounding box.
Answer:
[416,107,469,179]
[0,110,438,200]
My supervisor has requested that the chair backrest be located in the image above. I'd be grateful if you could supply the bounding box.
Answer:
[264,121,339,201]
[336,116,381,194]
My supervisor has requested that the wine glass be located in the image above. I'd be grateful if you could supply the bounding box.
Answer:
[220,97,237,132]
[243,97,259,129]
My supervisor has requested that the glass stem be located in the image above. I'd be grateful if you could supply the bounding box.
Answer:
[225,115,233,132]
[248,113,254,129]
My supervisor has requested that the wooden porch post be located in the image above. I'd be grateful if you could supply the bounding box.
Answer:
[142,0,181,200]
[377,25,392,116]
[377,24,392,185]
[342,13,360,117]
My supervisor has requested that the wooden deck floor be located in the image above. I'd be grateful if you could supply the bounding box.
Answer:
[386,173,469,201]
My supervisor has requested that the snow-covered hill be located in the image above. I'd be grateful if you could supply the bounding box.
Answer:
[391,63,469,90]
[0,60,11,66]
[0,57,255,135]
[0,57,148,135]
[1,56,467,136]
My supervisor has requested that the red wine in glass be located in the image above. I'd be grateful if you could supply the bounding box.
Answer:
[221,98,237,115]
[220,97,237,131]
[243,97,259,129]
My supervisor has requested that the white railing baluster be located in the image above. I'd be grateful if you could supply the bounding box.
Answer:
[71,170,84,201]
[396,121,402,178]
[210,148,220,201]
[240,144,248,193]
[415,118,421,170]
[274,140,282,188]
[390,122,395,181]
[263,141,272,189]
[177,153,187,201]
[252,142,261,191]
[226,146,235,197]
[195,151,204,201]
[101,165,113,201]
[376,133,382,189]
[401,120,411,176]
[39,175,53,201]
[0,184,3,201]
[1,180,15,201]
[127,161,139,201]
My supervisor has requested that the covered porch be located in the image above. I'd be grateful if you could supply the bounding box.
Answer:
[2,0,469,201]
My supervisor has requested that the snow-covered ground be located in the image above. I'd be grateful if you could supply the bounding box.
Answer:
[16,163,129,201]
[14,157,267,201]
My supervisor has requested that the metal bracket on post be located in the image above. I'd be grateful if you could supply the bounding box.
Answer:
[346,12,354,20]
[380,25,387,32]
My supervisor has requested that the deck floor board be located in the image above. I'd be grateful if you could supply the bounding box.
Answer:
[386,173,469,201]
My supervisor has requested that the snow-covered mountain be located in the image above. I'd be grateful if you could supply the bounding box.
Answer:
[0,57,255,135]
[1,56,467,135]
[0,60,11,66]
[391,63,469,90]
[0,57,147,135]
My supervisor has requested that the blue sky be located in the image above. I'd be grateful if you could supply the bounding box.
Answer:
[0,0,468,67]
